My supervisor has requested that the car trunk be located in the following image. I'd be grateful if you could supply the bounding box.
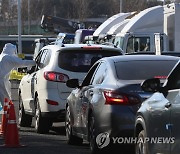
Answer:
[116,80,153,114]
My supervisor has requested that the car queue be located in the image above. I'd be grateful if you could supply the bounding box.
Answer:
[16,35,180,154]
[16,4,180,152]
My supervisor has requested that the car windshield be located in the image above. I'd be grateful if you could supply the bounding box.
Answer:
[59,49,120,72]
[115,60,177,80]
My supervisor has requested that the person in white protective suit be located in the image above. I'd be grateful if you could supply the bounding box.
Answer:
[0,43,36,104]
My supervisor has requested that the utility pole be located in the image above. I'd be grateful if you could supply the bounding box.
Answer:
[28,0,30,34]
[54,5,57,16]
[8,0,11,34]
[163,0,165,5]
[17,0,22,54]
[120,0,123,13]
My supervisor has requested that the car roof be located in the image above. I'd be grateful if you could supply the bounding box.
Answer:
[44,43,123,52]
[34,37,56,42]
[100,55,180,63]
[62,43,116,48]
[76,29,95,32]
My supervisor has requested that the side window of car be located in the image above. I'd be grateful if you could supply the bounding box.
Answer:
[35,50,43,64]
[91,62,107,85]
[81,63,100,87]
[34,50,43,71]
[166,63,180,90]
[43,50,51,67]
[39,49,48,68]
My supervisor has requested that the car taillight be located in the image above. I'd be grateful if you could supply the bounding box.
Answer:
[44,71,69,82]
[103,91,140,105]
[154,76,167,79]
[46,99,59,105]
[81,46,102,50]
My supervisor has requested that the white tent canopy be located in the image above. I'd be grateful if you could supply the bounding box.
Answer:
[107,19,130,35]
[121,5,163,33]
[93,12,135,37]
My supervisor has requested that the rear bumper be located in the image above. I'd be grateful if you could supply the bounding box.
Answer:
[38,88,67,112]
[94,105,136,137]
[36,88,67,121]
[41,109,65,121]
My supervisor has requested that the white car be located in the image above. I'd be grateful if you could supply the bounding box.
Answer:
[18,43,122,133]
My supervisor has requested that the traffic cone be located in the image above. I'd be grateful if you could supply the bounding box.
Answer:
[0,98,9,137]
[3,100,23,147]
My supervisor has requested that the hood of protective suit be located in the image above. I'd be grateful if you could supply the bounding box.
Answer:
[1,43,17,56]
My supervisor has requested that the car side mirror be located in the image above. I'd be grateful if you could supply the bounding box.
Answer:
[27,66,36,74]
[66,79,79,88]
[141,78,162,92]
[18,67,27,73]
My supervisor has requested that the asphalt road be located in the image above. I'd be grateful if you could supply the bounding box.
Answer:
[0,81,135,154]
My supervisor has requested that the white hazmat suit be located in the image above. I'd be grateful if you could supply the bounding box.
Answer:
[0,43,36,104]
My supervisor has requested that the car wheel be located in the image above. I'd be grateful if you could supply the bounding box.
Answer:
[65,106,83,145]
[18,94,32,127]
[89,115,100,154]
[34,97,52,134]
[136,130,148,154]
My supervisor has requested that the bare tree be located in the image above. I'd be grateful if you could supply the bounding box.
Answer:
[71,0,90,20]
[0,0,164,35]
[1,0,18,34]
[123,0,147,12]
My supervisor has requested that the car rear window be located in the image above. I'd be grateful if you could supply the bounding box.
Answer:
[115,60,177,80]
[58,49,120,72]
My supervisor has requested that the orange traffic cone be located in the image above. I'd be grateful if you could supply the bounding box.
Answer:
[0,98,9,137]
[4,100,23,147]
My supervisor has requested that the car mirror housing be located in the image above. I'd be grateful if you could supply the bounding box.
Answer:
[18,67,27,73]
[27,66,36,74]
[141,78,162,93]
[66,79,79,88]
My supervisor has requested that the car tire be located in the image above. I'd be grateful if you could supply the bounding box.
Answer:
[136,130,148,154]
[89,114,101,154]
[18,94,32,127]
[65,106,83,145]
[34,97,52,134]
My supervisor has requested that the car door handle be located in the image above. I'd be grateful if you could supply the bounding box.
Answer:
[33,77,37,80]
[88,90,94,96]
[79,94,83,98]
[89,91,93,96]
[165,102,171,108]
[166,124,173,130]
